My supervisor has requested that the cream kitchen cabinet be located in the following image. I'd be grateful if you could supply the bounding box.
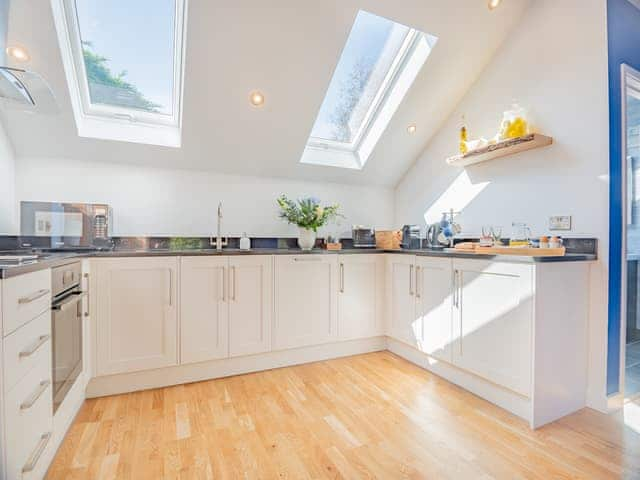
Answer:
[273,255,338,350]
[337,254,384,340]
[387,255,531,393]
[387,255,454,359]
[386,254,419,347]
[95,257,179,376]
[452,259,533,397]
[415,256,454,363]
[180,257,229,364]
[180,255,273,363]
[228,256,272,357]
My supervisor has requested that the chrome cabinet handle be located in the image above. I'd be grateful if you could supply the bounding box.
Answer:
[453,270,457,307]
[293,257,322,262]
[221,267,226,302]
[18,289,50,305]
[231,266,236,301]
[415,266,421,299]
[22,432,52,474]
[52,291,87,312]
[20,380,51,411]
[409,265,414,296]
[168,270,173,306]
[83,273,90,317]
[19,335,50,359]
[84,292,90,318]
[339,263,345,293]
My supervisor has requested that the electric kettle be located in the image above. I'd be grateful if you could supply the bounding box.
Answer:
[426,223,441,247]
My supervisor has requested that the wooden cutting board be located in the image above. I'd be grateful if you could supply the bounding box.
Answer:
[453,245,566,256]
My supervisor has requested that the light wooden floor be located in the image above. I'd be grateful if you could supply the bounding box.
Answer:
[46,351,640,479]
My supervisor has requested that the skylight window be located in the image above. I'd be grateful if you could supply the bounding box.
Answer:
[301,11,437,170]
[51,0,187,147]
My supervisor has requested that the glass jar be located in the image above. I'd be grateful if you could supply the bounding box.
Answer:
[498,103,530,140]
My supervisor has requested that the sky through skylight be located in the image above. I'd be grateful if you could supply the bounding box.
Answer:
[310,11,411,144]
[75,0,176,115]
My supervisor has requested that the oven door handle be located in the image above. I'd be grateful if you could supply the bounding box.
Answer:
[52,291,87,312]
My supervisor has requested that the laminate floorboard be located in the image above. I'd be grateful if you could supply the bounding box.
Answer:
[46,351,640,479]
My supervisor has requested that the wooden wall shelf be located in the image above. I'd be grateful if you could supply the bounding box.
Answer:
[446,134,553,167]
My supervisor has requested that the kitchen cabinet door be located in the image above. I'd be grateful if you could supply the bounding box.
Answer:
[181,257,229,364]
[415,256,454,362]
[386,254,419,347]
[229,256,273,357]
[452,259,533,397]
[95,257,178,376]
[337,254,384,340]
[273,255,338,350]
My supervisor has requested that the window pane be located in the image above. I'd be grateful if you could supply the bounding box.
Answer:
[75,0,176,115]
[310,11,411,144]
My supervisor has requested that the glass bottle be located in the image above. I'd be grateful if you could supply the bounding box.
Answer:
[460,115,468,154]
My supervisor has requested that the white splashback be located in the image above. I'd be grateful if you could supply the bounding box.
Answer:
[0,119,17,235]
[14,157,394,238]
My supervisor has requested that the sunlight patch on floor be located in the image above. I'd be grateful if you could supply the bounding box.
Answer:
[623,400,640,434]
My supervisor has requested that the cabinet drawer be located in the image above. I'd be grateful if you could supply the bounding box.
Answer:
[5,359,53,480]
[4,311,52,393]
[2,269,51,336]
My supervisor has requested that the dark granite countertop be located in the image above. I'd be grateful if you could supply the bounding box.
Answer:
[0,247,597,279]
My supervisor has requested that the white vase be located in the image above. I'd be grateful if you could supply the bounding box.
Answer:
[297,227,317,251]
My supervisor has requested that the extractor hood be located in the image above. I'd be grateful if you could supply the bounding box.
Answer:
[0,66,58,114]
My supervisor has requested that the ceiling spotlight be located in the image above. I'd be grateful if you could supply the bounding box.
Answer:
[407,124,417,134]
[488,0,502,10]
[249,90,265,107]
[6,45,31,62]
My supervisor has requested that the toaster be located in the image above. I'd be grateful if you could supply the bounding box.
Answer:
[352,226,376,248]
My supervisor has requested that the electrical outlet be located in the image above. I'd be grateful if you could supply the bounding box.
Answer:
[549,215,572,231]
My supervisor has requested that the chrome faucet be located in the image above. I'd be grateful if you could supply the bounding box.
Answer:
[211,202,227,251]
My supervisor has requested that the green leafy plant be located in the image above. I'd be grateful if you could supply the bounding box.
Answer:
[82,41,161,112]
[277,195,342,232]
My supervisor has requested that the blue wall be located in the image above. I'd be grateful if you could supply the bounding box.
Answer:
[607,0,640,396]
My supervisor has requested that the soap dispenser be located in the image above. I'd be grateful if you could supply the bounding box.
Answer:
[240,232,251,250]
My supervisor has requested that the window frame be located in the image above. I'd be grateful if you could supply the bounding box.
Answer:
[50,0,188,146]
[308,28,420,153]
[302,17,435,169]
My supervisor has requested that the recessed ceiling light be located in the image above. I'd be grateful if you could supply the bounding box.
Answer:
[407,124,417,134]
[488,0,501,10]
[6,45,31,62]
[249,90,265,107]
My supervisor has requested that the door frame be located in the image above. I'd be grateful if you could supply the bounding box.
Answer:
[618,63,640,402]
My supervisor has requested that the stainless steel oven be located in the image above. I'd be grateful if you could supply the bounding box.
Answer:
[51,261,85,413]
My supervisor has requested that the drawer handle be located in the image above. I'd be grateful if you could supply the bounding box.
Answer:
[22,432,52,474]
[20,380,51,411]
[293,257,322,262]
[18,289,50,305]
[19,335,51,359]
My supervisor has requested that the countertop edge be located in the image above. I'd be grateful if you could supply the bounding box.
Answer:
[0,249,597,279]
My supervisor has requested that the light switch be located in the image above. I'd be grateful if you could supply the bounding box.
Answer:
[549,215,572,231]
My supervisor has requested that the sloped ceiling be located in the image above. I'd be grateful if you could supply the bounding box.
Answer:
[2,0,530,187]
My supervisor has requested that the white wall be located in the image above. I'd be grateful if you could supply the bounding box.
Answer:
[0,0,17,235]
[395,0,610,411]
[0,119,16,235]
[15,157,394,238]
